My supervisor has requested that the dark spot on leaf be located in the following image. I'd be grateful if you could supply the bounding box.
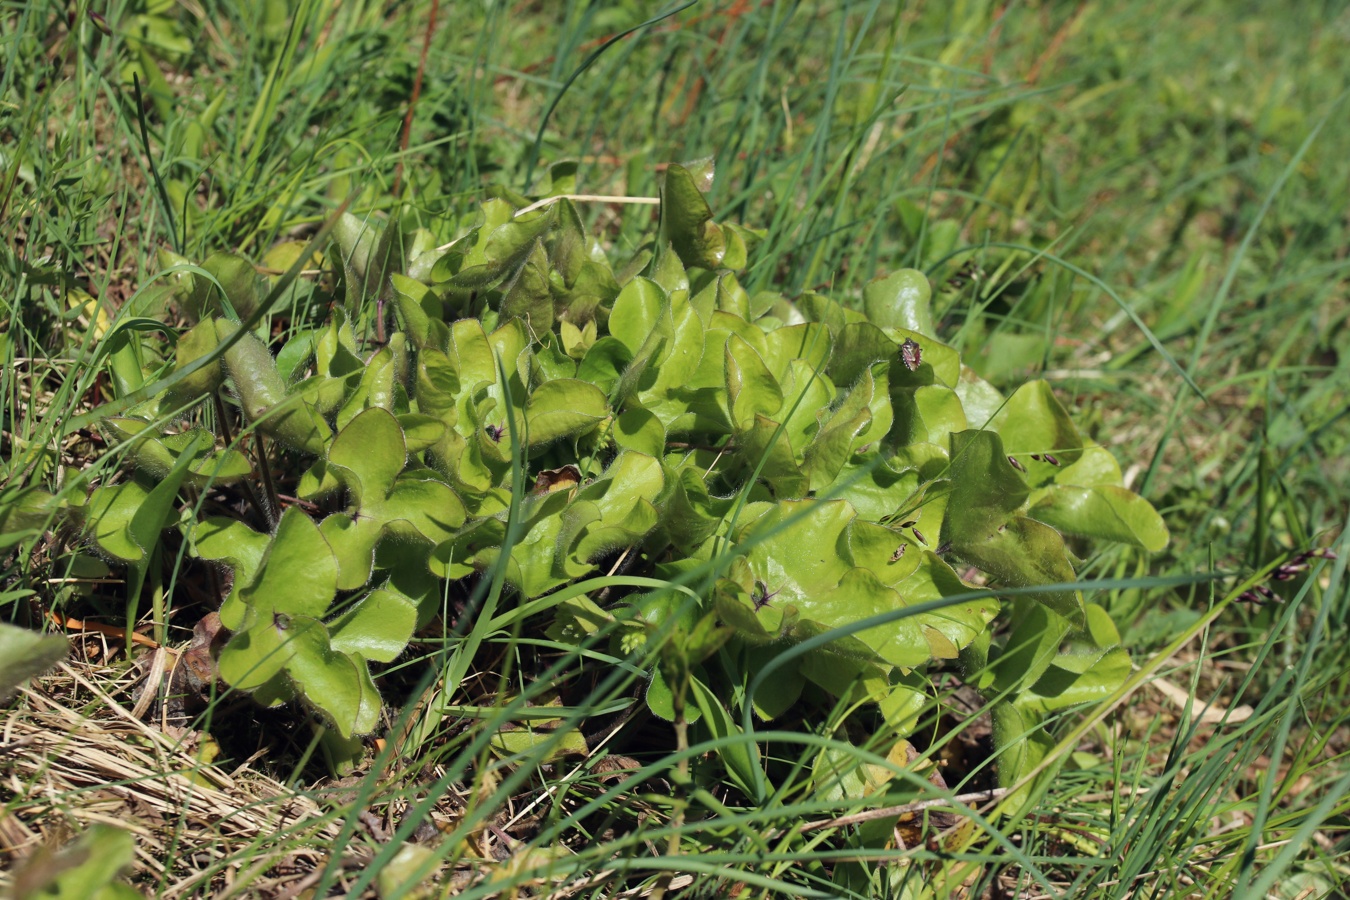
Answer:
[532,464,582,496]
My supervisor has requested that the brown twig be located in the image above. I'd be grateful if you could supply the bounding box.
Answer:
[392,0,440,197]
[1025,1,1089,86]
[49,611,160,649]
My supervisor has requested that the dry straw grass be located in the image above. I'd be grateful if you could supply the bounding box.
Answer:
[0,653,643,897]
[1,660,355,897]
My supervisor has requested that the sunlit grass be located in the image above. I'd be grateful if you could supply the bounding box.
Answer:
[2,0,1348,896]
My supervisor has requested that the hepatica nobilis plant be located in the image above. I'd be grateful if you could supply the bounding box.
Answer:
[39,160,1167,794]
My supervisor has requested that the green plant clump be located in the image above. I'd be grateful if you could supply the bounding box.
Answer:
[28,161,1167,799]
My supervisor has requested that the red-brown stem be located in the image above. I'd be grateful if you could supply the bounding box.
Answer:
[392,0,440,197]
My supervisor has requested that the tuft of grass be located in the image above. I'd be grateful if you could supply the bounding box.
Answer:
[3,0,1349,896]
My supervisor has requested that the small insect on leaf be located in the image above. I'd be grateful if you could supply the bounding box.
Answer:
[942,261,986,292]
[485,424,505,443]
[751,580,779,610]
[900,338,922,372]
[890,544,907,562]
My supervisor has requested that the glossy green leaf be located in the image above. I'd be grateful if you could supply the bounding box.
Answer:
[943,430,1029,547]
[960,515,1084,624]
[890,383,968,446]
[1021,604,1131,712]
[738,500,991,668]
[524,379,609,445]
[90,434,200,628]
[863,269,934,337]
[954,365,1006,428]
[334,212,402,301]
[725,332,782,431]
[216,606,312,691]
[220,322,332,454]
[1030,484,1169,552]
[398,414,447,453]
[0,487,63,551]
[315,310,362,378]
[328,407,407,508]
[608,277,665,355]
[803,370,874,491]
[335,344,397,431]
[128,431,198,564]
[845,518,921,587]
[319,514,382,592]
[777,358,834,457]
[824,451,925,522]
[201,250,260,321]
[820,323,896,394]
[501,240,553,333]
[548,198,586,286]
[128,428,251,487]
[889,329,961,388]
[391,273,439,349]
[661,163,726,269]
[991,700,1054,794]
[660,463,719,552]
[239,506,338,619]
[614,408,666,457]
[645,667,700,724]
[762,323,832,385]
[166,318,223,403]
[989,380,1085,476]
[797,650,892,707]
[796,290,848,330]
[490,710,589,761]
[734,415,809,499]
[282,616,382,738]
[634,286,710,430]
[449,202,554,290]
[329,589,418,662]
[416,348,460,423]
[576,337,633,396]
[558,453,664,574]
[381,476,466,545]
[191,517,269,630]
